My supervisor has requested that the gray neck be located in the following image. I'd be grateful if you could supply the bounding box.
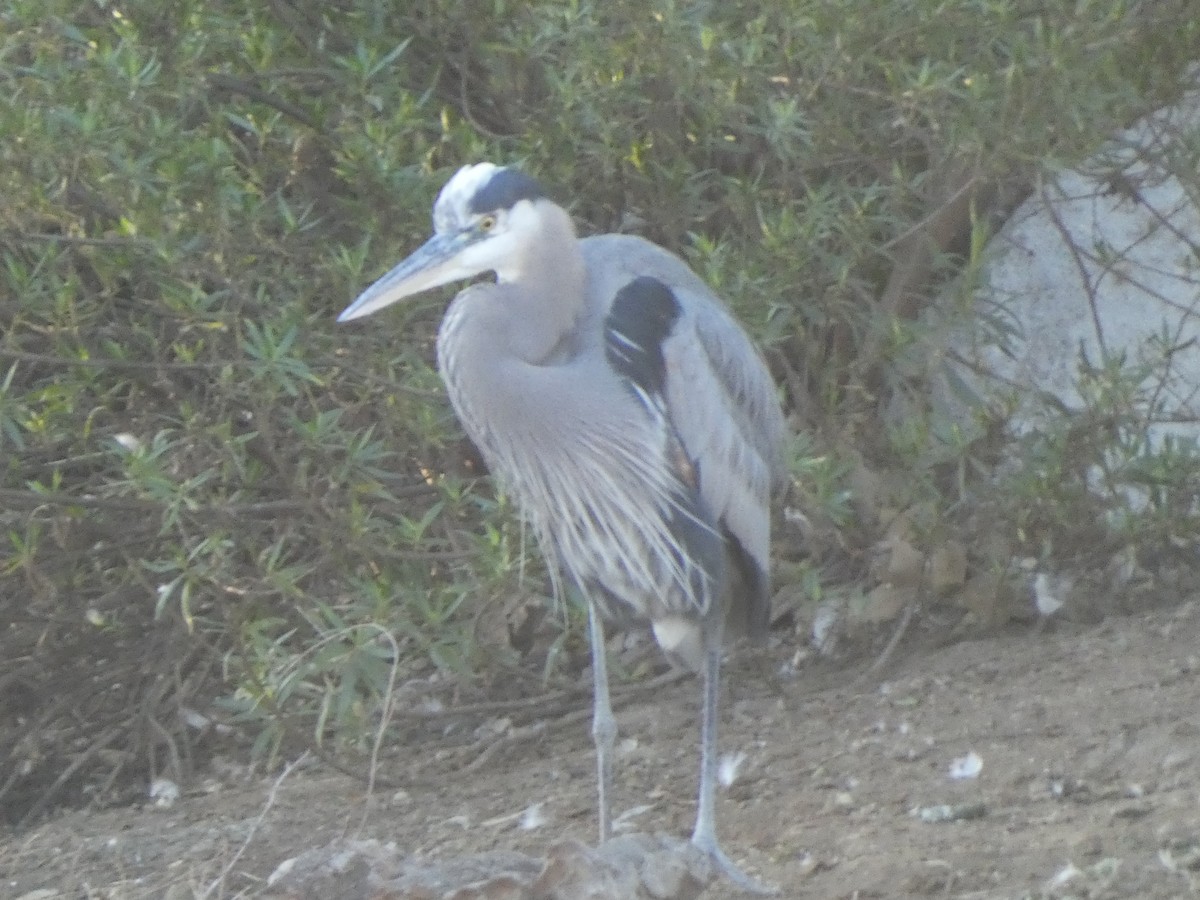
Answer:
[497,202,586,363]
[436,202,589,448]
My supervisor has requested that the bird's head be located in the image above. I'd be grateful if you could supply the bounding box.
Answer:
[337,163,548,322]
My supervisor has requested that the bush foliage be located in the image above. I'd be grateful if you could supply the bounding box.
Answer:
[1,0,1196,816]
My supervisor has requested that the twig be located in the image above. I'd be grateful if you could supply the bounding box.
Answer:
[201,752,310,899]
[453,671,687,771]
[360,628,401,833]
[0,347,450,400]
[855,601,918,686]
[462,719,552,774]
[0,347,225,370]
[5,231,157,248]
[384,668,687,722]
[313,669,691,789]
[207,72,324,132]
[0,487,309,516]
[18,725,124,827]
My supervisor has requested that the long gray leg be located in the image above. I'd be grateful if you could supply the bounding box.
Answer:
[691,639,778,895]
[588,602,616,844]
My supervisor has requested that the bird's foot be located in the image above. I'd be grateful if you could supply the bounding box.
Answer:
[691,835,778,895]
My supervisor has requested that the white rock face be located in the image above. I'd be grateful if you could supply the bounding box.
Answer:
[950,80,1200,442]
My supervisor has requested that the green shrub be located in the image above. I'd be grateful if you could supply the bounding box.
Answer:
[1,0,1196,813]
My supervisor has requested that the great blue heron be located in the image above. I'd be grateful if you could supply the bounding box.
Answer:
[338,163,787,893]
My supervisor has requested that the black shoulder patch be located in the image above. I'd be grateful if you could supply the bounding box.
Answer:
[469,167,546,214]
[604,276,682,398]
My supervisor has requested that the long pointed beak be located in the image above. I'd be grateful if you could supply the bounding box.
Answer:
[337,231,474,322]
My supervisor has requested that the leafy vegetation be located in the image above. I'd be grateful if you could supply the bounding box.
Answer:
[1,0,1196,818]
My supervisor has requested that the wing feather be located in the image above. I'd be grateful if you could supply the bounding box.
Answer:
[580,235,788,634]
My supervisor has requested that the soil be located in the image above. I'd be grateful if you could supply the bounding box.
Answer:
[4,602,1200,899]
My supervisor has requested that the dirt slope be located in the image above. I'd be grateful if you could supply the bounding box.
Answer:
[5,602,1200,899]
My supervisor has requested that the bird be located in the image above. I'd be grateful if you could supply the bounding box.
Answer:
[337,163,788,893]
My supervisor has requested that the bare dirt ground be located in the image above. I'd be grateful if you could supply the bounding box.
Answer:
[5,601,1200,899]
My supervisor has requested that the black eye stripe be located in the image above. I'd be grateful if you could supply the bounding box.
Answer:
[469,168,546,214]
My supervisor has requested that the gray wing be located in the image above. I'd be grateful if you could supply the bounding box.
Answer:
[581,235,788,631]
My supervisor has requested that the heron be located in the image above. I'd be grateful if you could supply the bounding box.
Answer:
[337,163,787,893]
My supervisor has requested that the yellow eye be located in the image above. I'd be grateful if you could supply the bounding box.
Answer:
[479,215,497,232]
